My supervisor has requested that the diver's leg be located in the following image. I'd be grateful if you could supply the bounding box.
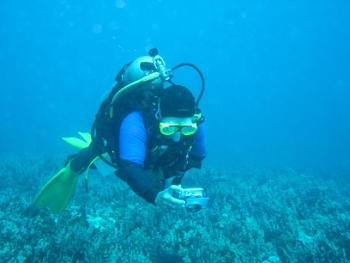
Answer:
[69,144,99,173]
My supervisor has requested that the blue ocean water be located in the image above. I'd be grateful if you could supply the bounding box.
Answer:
[1,1,349,167]
[1,1,350,262]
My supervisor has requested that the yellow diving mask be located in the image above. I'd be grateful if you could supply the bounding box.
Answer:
[159,117,198,136]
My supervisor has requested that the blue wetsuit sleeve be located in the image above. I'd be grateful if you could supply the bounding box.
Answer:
[119,111,147,166]
[119,111,162,203]
[190,123,207,158]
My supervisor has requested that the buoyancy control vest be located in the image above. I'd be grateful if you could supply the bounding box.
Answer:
[92,79,162,168]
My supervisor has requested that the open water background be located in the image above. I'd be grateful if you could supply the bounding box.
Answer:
[1,0,349,168]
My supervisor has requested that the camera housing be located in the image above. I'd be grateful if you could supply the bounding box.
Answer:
[173,187,209,212]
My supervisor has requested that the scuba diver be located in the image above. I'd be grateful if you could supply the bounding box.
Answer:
[34,48,207,214]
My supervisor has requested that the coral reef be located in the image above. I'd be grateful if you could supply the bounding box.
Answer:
[0,154,349,262]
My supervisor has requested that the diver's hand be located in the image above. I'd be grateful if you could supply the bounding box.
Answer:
[155,185,185,210]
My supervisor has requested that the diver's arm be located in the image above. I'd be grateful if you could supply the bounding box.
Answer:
[119,111,162,204]
[119,159,163,203]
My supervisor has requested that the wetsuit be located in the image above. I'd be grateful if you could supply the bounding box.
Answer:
[118,110,207,204]
[69,110,207,204]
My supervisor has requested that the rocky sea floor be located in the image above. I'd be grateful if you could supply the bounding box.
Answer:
[1,155,350,263]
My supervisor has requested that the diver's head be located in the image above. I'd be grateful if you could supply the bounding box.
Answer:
[157,85,197,141]
[159,85,195,118]
[122,56,163,90]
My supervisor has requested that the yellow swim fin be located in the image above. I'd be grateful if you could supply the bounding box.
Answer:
[34,162,79,214]
[62,132,92,150]
[78,132,92,144]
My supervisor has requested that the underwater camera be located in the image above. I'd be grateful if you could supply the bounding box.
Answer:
[173,188,209,212]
